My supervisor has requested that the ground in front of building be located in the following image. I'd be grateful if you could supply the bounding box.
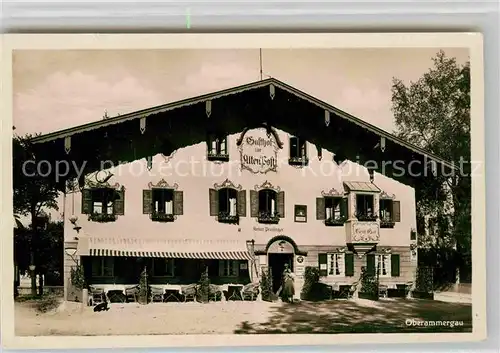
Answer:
[15,296,472,335]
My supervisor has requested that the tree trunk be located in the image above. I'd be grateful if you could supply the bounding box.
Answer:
[30,251,37,296]
[38,272,44,296]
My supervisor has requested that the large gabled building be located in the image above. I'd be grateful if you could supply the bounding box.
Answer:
[29,78,455,301]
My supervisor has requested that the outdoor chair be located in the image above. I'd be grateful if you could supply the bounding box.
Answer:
[125,285,139,303]
[181,284,197,302]
[226,285,244,301]
[208,284,223,302]
[404,281,414,298]
[378,284,388,298]
[150,286,165,302]
[89,286,105,306]
[242,282,260,301]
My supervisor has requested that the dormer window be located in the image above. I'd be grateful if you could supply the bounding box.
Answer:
[81,187,125,222]
[207,133,229,162]
[355,194,377,221]
[289,136,308,166]
[209,180,246,224]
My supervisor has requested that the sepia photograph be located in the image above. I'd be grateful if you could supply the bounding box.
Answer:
[1,33,485,348]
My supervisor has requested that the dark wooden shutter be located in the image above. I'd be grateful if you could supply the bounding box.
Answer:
[113,189,125,215]
[391,254,400,277]
[318,253,328,277]
[142,190,152,214]
[237,190,246,217]
[250,190,258,217]
[345,253,354,277]
[316,197,326,220]
[81,189,92,214]
[277,191,285,218]
[173,191,183,215]
[209,188,218,216]
[289,136,297,157]
[340,197,348,218]
[392,200,401,222]
[366,254,376,276]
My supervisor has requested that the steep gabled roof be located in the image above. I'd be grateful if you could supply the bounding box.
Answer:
[30,77,454,169]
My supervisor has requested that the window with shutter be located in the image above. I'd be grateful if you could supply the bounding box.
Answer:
[345,253,354,277]
[217,188,239,224]
[256,189,280,224]
[151,188,175,222]
[366,254,376,276]
[209,188,218,216]
[143,190,152,214]
[391,254,400,277]
[250,190,259,217]
[327,253,345,276]
[173,191,183,215]
[87,188,119,222]
[237,190,246,217]
[113,189,125,215]
[316,197,326,220]
[318,253,328,277]
[81,189,92,214]
[392,200,401,222]
[324,197,346,226]
[380,199,395,228]
[277,191,285,218]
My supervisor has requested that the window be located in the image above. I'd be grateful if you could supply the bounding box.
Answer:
[379,199,394,228]
[327,253,345,276]
[153,188,174,214]
[218,188,238,218]
[91,257,114,277]
[150,188,175,222]
[317,196,347,226]
[82,187,124,222]
[294,205,307,222]
[375,254,391,277]
[207,133,229,161]
[355,194,376,221]
[258,189,279,223]
[289,136,308,166]
[152,258,175,277]
[219,260,239,277]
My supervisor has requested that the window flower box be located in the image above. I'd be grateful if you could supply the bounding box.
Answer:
[207,152,229,162]
[324,215,347,226]
[258,211,280,224]
[151,212,175,222]
[355,212,378,222]
[89,213,117,223]
[288,156,309,166]
[217,211,239,224]
[380,217,395,228]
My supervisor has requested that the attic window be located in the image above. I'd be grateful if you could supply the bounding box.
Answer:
[207,133,229,162]
[289,136,308,166]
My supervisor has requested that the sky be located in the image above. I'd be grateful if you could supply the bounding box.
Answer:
[13,48,469,136]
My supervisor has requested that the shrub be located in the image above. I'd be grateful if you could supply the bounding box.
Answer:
[198,266,210,303]
[415,266,434,293]
[70,265,86,290]
[138,266,149,304]
[260,267,275,302]
[301,266,319,300]
[360,271,378,297]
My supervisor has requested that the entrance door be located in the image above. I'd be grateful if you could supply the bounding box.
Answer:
[268,254,294,293]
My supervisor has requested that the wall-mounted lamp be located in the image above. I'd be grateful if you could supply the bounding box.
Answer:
[69,215,78,225]
[65,247,79,264]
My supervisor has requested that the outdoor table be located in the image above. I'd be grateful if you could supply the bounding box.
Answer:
[224,284,244,301]
[98,284,137,302]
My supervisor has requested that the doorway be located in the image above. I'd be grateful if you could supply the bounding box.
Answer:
[268,253,294,293]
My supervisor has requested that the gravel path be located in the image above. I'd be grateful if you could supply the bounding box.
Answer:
[15,300,280,336]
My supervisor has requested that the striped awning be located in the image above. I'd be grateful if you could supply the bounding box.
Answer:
[78,237,253,261]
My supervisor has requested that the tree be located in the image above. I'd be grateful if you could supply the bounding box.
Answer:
[391,50,471,283]
[13,134,61,295]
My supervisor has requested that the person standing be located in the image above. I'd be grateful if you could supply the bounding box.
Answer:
[281,263,295,303]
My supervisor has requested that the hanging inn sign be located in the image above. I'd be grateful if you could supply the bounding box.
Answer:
[237,126,282,174]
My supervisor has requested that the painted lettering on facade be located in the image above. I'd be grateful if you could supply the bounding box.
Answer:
[351,221,380,242]
[239,128,279,174]
[253,226,284,233]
